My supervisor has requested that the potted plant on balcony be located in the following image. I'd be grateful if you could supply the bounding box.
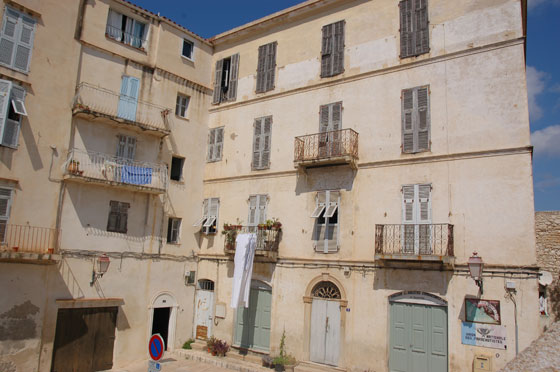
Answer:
[68,160,81,175]
[222,223,238,251]
[272,218,282,230]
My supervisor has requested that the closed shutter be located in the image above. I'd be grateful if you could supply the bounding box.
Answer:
[319,104,330,133]
[402,185,415,253]
[416,86,430,151]
[332,21,345,76]
[107,201,119,232]
[402,88,414,153]
[402,184,432,254]
[227,53,239,101]
[0,9,18,67]
[0,79,13,143]
[248,195,267,227]
[248,195,257,226]
[256,45,266,93]
[415,0,429,55]
[14,14,35,72]
[252,119,262,168]
[418,184,431,254]
[265,43,277,91]
[320,23,333,78]
[321,21,344,77]
[214,127,224,161]
[400,0,429,58]
[116,135,136,160]
[212,59,223,104]
[207,128,215,161]
[0,188,12,242]
[402,86,430,153]
[399,0,414,58]
[252,117,272,169]
[118,202,129,233]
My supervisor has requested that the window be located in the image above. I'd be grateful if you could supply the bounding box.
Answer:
[175,94,190,118]
[207,127,224,162]
[312,190,339,253]
[402,184,431,254]
[402,85,430,153]
[318,102,342,157]
[106,9,147,49]
[252,116,272,170]
[116,135,136,160]
[193,198,219,234]
[0,7,36,73]
[248,195,267,231]
[399,0,429,58]
[170,156,184,181]
[182,39,194,60]
[256,42,277,93]
[0,187,12,242]
[167,217,181,243]
[107,201,130,233]
[320,20,345,78]
[212,53,239,104]
[0,79,26,149]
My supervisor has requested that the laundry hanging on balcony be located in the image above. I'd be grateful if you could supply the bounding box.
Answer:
[230,233,256,308]
[120,165,152,185]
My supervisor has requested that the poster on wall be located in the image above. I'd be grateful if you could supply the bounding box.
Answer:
[465,299,501,325]
[461,322,507,350]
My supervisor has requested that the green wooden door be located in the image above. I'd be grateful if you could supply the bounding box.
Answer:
[234,286,271,351]
[389,302,447,372]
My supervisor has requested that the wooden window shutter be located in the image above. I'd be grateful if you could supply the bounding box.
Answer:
[262,116,272,168]
[326,191,339,252]
[118,202,130,233]
[248,195,257,226]
[402,185,415,223]
[207,129,216,161]
[319,104,330,132]
[125,136,136,160]
[0,10,18,67]
[332,21,345,76]
[399,0,414,58]
[116,135,127,158]
[227,53,239,101]
[107,201,119,231]
[0,188,11,218]
[331,102,342,131]
[401,88,415,153]
[313,191,327,251]
[256,45,266,93]
[415,0,429,55]
[418,184,431,223]
[252,118,262,168]
[265,42,277,92]
[212,59,223,104]
[416,86,430,151]
[0,79,13,143]
[214,127,224,161]
[14,15,35,72]
[320,23,333,78]
[257,194,267,224]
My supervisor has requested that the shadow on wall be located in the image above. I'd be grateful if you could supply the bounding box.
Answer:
[373,268,452,295]
[295,166,356,195]
[548,282,560,320]
[21,119,44,171]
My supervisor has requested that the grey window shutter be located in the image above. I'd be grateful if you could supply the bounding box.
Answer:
[331,102,342,131]
[0,10,17,67]
[107,201,119,231]
[119,203,129,233]
[3,84,25,148]
[125,136,136,160]
[202,199,209,219]
[415,0,429,55]
[418,184,431,222]
[0,188,11,217]
[313,191,326,251]
[207,129,216,161]
[256,45,266,93]
[258,194,267,224]
[402,185,415,223]
[261,116,272,168]
[319,104,330,132]
[227,53,239,101]
[212,59,223,104]
[332,21,345,76]
[265,42,277,91]
[252,118,262,169]
[326,190,339,252]
[401,88,415,153]
[416,86,430,151]
[248,195,257,226]
[0,79,13,143]
[399,0,414,58]
[214,127,224,160]
[14,15,35,72]
[116,135,127,158]
[320,23,333,78]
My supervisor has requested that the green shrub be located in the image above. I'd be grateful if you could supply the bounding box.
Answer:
[182,338,194,349]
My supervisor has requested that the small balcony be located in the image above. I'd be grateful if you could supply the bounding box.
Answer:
[64,148,168,194]
[223,225,280,261]
[0,224,60,263]
[294,129,359,169]
[72,83,171,136]
[375,224,454,266]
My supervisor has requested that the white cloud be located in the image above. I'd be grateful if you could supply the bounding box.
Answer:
[531,125,560,157]
[526,66,547,121]
[528,0,560,9]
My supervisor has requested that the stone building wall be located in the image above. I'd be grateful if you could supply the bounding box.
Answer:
[536,211,560,319]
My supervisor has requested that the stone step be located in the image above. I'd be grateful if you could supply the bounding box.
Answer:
[295,361,346,372]
[173,349,272,372]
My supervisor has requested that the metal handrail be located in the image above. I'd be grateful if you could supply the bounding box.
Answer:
[105,25,147,48]
[294,128,359,162]
[0,224,60,254]
[375,223,454,257]
[223,225,281,252]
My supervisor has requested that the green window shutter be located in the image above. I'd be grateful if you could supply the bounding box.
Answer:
[265,42,277,92]
[212,59,223,104]
[332,21,345,76]
[415,0,429,55]
[252,118,262,169]
[14,14,35,72]
[227,53,239,101]
[0,79,13,144]
[416,86,430,151]
[401,88,414,153]
[399,0,414,58]
[0,9,18,67]
[320,23,333,78]
[256,45,266,93]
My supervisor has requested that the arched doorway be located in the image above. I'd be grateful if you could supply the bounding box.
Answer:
[194,279,215,340]
[388,291,448,372]
[233,280,272,351]
[150,292,178,350]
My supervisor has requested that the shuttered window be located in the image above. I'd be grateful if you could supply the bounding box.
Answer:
[402,184,432,254]
[312,190,340,253]
[106,9,147,49]
[0,79,26,149]
[252,116,272,170]
[248,195,267,231]
[167,217,181,243]
[399,0,429,58]
[116,135,136,160]
[320,20,345,78]
[212,54,240,104]
[0,7,35,73]
[402,85,430,153]
[107,201,130,234]
[0,187,12,242]
[194,198,219,234]
[175,94,190,118]
[256,42,277,93]
[207,127,224,162]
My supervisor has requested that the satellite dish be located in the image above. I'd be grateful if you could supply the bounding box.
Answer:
[539,271,553,286]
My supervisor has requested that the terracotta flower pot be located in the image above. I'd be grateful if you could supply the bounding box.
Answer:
[12,247,18,252]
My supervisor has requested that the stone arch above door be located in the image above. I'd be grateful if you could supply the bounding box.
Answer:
[151,291,178,308]
[303,273,347,307]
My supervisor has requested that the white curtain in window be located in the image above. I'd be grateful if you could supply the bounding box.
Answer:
[107,10,122,41]
[123,17,134,45]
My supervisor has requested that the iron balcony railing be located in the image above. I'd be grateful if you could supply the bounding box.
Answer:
[105,25,147,49]
[0,224,60,254]
[294,128,359,163]
[73,83,171,134]
[375,224,454,257]
[65,148,168,192]
[223,225,280,253]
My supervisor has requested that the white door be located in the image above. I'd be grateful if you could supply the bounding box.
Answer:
[194,289,214,339]
[310,298,340,366]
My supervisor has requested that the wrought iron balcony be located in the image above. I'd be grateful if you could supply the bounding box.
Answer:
[64,148,168,193]
[223,225,280,260]
[72,83,171,135]
[294,128,358,169]
[375,224,454,263]
[0,224,60,255]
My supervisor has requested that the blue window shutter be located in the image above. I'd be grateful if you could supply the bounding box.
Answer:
[0,10,18,67]
[117,76,139,121]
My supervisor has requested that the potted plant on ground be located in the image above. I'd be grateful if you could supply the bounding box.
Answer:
[272,330,297,372]
[212,339,230,357]
[206,336,217,354]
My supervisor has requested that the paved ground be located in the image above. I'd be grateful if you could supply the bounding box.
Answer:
[109,357,236,372]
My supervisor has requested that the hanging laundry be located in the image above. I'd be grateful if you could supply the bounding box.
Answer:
[230,233,256,308]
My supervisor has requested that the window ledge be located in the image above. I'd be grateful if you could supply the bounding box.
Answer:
[181,55,194,63]
[105,34,147,54]
[175,114,190,122]
[166,242,181,246]
[0,65,30,83]
[170,179,185,185]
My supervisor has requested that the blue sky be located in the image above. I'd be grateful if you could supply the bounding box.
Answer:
[132,0,560,211]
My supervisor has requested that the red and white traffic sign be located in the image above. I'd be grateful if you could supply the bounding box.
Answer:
[148,334,165,361]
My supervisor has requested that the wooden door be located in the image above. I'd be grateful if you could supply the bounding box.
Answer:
[117,76,139,121]
[51,307,117,372]
[234,286,272,351]
[194,289,214,339]
[310,299,340,366]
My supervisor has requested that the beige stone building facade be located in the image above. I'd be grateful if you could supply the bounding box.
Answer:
[536,211,560,323]
[0,0,541,372]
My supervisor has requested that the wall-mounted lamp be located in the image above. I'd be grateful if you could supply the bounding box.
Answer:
[467,252,484,295]
[90,254,110,286]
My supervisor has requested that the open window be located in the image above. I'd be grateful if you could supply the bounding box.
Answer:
[170,156,184,182]
[167,217,181,244]
[212,54,239,104]
[106,9,147,49]
[193,198,219,234]
[0,79,26,149]
[312,191,340,253]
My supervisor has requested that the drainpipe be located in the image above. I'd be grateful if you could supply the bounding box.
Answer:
[505,288,519,356]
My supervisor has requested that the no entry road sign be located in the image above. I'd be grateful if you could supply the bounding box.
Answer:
[149,334,165,361]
